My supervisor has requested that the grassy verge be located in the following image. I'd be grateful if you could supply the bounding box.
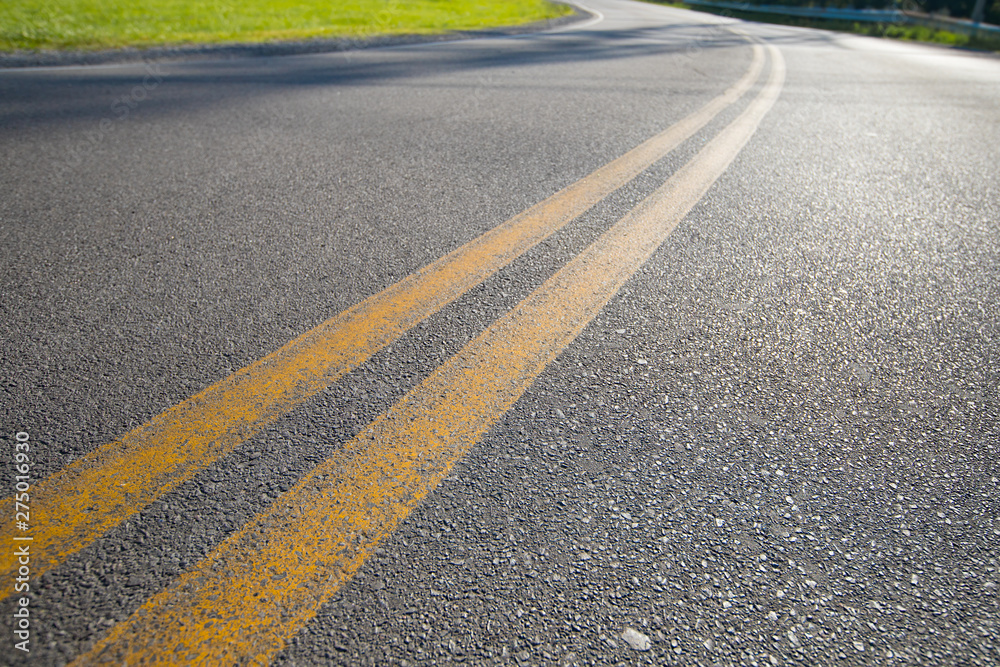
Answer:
[0,0,572,52]
[651,1,1000,52]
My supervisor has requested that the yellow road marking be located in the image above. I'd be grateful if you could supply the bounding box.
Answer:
[74,44,784,667]
[0,44,765,588]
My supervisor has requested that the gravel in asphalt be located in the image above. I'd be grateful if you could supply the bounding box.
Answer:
[1,1,998,664]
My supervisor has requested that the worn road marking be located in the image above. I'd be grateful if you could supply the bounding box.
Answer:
[0,44,765,588]
[75,44,784,666]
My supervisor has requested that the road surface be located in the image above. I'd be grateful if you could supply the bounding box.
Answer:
[1,0,999,664]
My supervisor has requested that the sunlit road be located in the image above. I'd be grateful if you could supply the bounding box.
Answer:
[1,0,999,664]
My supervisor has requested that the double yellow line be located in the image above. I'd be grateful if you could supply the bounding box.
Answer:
[5,40,784,665]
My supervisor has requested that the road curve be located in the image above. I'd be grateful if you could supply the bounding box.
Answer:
[1,0,999,665]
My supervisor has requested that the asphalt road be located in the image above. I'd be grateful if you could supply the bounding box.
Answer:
[1,1,999,665]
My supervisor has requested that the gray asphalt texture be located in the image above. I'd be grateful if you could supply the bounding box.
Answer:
[1,0,999,665]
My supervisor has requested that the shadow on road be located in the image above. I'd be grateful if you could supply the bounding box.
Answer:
[0,21,835,129]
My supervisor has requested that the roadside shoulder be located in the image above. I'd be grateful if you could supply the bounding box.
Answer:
[0,2,591,70]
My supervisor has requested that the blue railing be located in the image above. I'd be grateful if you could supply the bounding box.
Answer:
[682,0,1000,37]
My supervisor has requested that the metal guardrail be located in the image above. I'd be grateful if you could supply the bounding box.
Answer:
[684,0,902,22]
[682,0,1000,38]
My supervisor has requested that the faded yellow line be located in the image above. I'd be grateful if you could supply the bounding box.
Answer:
[0,43,764,588]
[74,44,785,667]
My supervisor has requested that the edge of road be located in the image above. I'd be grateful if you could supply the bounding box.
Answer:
[0,2,598,70]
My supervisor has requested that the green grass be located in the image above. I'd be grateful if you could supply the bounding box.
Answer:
[0,0,572,52]
[651,1,1000,52]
